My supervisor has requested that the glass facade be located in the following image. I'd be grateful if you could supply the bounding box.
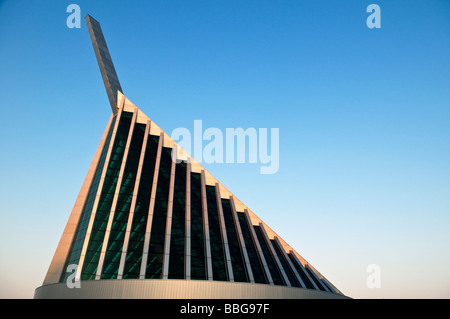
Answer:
[205,185,227,281]
[190,172,206,280]
[101,122,146,279]
[321,279,336,293]
[271,239,299,287]
[145,147,172,279]
[237,212,267,284]
[122,134,159,279]
[221,199,248,283]
[168,162,187,279]
[253,226,285,286]
[59,108,337,295]
[287,253,315,289]
[304,265,327,291]
[81,111,132,280]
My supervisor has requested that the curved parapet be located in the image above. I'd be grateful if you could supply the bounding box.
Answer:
[35,279,348,299]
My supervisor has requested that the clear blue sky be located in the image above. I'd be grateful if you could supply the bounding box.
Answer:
[1,0,449,298]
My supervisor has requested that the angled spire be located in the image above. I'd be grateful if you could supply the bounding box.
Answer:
[85,14,123,114]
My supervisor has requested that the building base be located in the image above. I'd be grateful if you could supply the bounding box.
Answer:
[34,279,349,299]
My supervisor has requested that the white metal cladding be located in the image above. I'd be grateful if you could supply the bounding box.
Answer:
[35,280,349,299]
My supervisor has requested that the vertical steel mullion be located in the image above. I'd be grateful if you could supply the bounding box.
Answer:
[96,108,138,279]
[274,237,306,288]
[200,171,213,281]
[185,161,191,280]
[258,223,291,287]
[76,106,124,281]
[229,196,254,283]
[306,264,331,292]
[139,132,164,279]
[117,120,151,279]
[259,223,291,287]
[215,184,234,282]
[289,250,320,290]
[162,158,177,279]
[244,209,273,285]
[321,278,337,294]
